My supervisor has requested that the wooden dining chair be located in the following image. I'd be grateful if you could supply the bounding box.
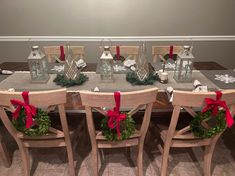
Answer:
[152,46,184,63]
[43,46,85,63]
[100,46,139,61]
[0,89,80,176]
[79,88,158,176]
[153,90,235,176]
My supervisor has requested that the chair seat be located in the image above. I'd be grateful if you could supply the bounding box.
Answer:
[95,129,140,148]
[96,129,140,140]
[155,124,213,147]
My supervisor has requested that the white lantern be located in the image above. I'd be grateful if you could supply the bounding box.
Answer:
[100,46,114,82]
[173,46,194,82]
[28,46,50,83]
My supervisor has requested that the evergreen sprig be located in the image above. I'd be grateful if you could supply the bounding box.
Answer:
[53,73,88,87]
[126,71,159,85]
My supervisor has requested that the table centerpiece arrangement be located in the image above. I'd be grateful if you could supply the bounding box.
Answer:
[53,43,88,87]
[126,42,159,85]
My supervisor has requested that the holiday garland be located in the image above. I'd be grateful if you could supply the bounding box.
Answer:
[126,71,159,85]
[190,110,226,138]
[12,108,51,137]
[101,114,135,141]
[53,73,88,87]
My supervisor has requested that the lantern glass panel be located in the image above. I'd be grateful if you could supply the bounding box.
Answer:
[100,46,114,82]
[28,46,49,83]
[173,46,194,82]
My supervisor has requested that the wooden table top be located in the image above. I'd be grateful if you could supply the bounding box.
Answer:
[0,61,226,111]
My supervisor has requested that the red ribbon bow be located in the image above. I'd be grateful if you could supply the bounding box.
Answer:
[116,46,120,60]
[202,91,234,128]
[107,91,126,139]
[10,92,36,129]
[60,46,65,61]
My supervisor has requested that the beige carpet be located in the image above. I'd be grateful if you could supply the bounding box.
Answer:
[0,126,235,176]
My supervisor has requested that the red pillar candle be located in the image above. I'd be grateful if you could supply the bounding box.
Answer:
[60,46,65,61]
[169,45,173,59]
[116,46,120,60]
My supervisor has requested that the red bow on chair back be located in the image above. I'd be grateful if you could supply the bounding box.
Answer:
[202,91,234,128]
[107,91,126,139]
[10,92,36,129]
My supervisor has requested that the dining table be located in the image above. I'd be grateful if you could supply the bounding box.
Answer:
[0,61,232,111]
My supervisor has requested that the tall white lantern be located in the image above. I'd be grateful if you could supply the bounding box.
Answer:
[28,46,50,83]
[100,46,114,82]
[173,46,194,82]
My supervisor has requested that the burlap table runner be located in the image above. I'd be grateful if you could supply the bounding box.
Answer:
[0,71,219,92]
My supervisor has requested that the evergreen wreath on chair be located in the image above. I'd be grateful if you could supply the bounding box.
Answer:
[11,91,51,137]
[190,91,234,138]
[101,91,135,141]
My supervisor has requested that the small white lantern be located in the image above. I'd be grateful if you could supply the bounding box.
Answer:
[173,46,194,82]
[28,46,50,83]
[100,46,114,82]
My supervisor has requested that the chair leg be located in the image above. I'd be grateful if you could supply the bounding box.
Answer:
[65,145,76,176]
[137,143,144,176]
[92,147,98,176]
[18,143,30,176]
[160,145,171,176]
[203,135,220,176]
[0,141,11,167]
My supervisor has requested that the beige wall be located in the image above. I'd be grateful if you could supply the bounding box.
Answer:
[0,0,235,68]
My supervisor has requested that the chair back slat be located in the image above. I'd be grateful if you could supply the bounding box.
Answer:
[172,89,235,107]
[152,46,184,55]
[43,46,85,62]
[79,88,157,108]
[0,89,66,107]
[100,46,139,61]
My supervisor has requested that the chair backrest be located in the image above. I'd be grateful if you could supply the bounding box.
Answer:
[169,90,235,139]
[79,88,158,141]
[100,46,139,61]
[43,46,85,63]
[152,46,184,63]
[0,89,68,140]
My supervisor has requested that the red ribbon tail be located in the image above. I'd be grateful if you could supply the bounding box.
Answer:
[25,114,33,129]
[12,107,21,119]
[226,108,234,128]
